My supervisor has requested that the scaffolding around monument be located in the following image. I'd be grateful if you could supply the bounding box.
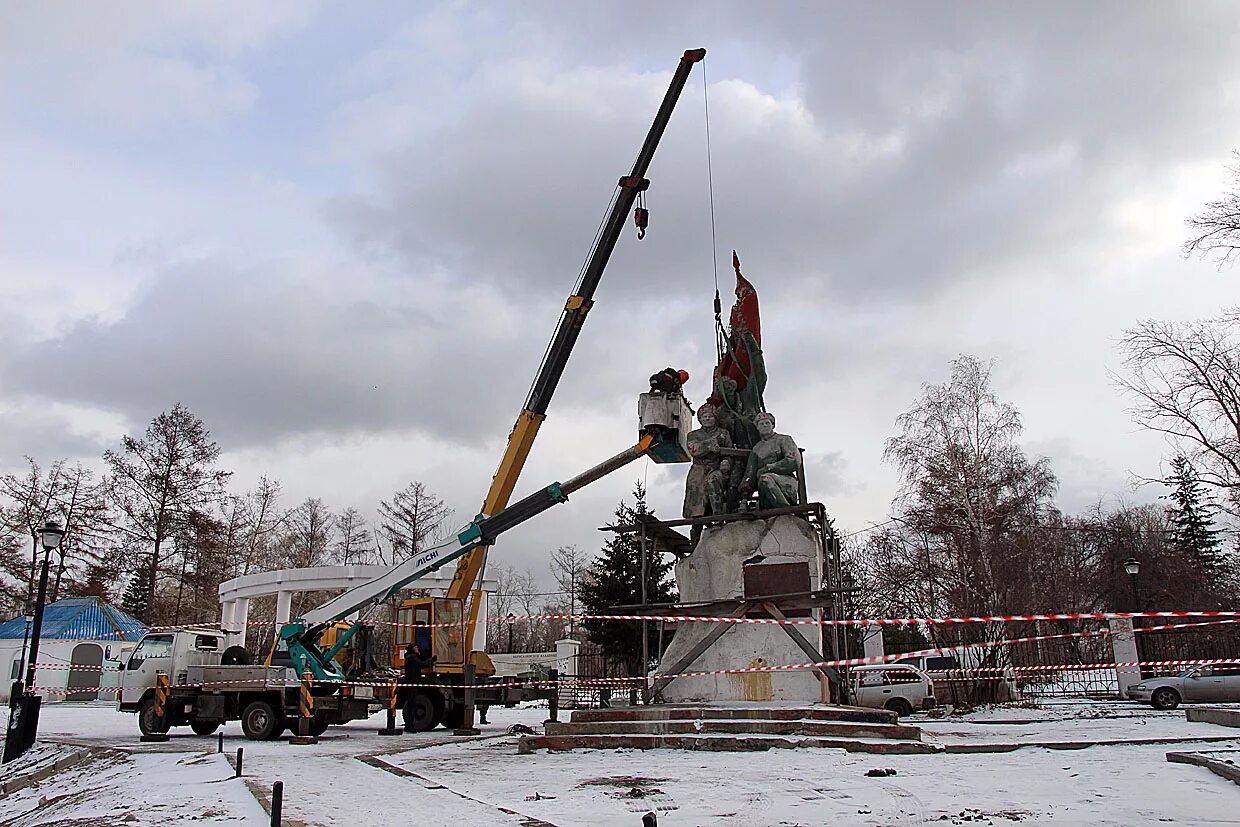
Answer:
[601,501,859,704]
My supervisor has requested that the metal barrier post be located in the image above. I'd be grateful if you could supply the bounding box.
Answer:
[235,747,243,777]
[378,679,401,736]
[140,671,171,743]
[271,781,283,826]
[217,731,223,753]
[452,663,480,736]
[545,668,559,724]
[289,670,318,744]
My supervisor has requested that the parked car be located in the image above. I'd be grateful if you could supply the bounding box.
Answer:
[1127,662,1240,710]
[895,652,1018,704]
[848,664,936,717]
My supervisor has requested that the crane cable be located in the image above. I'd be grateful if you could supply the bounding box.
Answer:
[702,60,726,365]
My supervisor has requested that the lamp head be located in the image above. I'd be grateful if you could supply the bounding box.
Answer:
[39,520,65,552]
[1123,557,1140,576]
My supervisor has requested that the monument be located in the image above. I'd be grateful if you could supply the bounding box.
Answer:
[654,253,836,704]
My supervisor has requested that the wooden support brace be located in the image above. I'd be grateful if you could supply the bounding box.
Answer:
[650,602,751,697]
[762,601,840,699]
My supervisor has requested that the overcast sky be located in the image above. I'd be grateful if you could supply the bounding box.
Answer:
[3,2,1238,588]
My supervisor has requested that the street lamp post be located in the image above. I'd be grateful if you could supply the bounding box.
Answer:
[4,520,63,764]
[10,610,34,703]
[507,613,516,654]
[24,521,64,691]
[1123,557,1143,676]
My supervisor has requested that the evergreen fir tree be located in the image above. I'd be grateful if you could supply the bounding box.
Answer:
[121,567,152,623]
[580,481,677,675]
[1165,455,1225,587]
[70,562,114,602]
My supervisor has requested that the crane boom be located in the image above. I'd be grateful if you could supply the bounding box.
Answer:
[446,48,707,648]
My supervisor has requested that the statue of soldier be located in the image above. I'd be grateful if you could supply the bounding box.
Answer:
[740,411,802,509]
[683,404,733,548]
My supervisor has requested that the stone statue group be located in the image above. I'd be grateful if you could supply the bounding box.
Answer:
[682,259,804,548]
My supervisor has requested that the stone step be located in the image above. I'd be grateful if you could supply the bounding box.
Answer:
[568,704,896,726]
[544,718,921,741]
[518,732,941,755]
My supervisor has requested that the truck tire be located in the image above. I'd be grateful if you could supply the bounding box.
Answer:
[241,700,281,741]
[138,697,170,736]
[190,720,221,736]
[310,717,330,737]
[403,691,441,732]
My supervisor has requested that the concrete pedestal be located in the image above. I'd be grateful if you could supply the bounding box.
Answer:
[656,515,823,703]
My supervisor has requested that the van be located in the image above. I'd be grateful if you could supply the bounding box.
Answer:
[848,664,936,717]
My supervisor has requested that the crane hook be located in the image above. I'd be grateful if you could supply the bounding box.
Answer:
[634,191,649,240]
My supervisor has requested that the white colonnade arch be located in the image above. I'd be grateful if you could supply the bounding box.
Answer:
[218,565,496,652]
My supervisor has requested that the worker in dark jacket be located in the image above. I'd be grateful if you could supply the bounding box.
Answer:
[403,642,435,682]
[401,641,436,732]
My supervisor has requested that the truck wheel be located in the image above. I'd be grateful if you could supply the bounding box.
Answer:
[440,705,465,730]
[310,717,330,737]
[403,691,441,732]
[138,697,170,736]
[241,700,281,741]
[884,698,914,718]
[190,720,220,736]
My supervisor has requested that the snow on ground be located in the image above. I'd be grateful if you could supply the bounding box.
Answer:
[0,742,267,826]
[3,699,1238,826]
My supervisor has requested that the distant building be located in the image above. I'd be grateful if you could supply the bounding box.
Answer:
[0,597,146,703]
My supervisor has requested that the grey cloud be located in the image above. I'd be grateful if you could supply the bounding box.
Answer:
[328,1,1240,315]
[3,261,546,447]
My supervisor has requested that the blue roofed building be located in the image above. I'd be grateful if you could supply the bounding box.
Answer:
[0,597,148,703]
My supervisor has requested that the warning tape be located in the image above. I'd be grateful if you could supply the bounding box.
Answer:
[28,609,1240,644]
[28,656,1233,698]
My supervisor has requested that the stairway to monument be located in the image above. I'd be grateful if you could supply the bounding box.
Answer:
[518,704,941,754]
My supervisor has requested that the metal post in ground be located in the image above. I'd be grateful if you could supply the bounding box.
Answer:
[235,747,244,777]
[217,731,223,753]
[270,781,283,826]
[545,668,559,723]
[378,679,401,736]
[289,670,318,745]
[452,663,481,736]
[140,671,171,742]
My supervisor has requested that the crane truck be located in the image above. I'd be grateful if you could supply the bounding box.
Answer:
[117,48,706,740]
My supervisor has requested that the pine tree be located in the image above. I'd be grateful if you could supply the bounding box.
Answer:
[70,562,114,602]
[121,567,152,623]
[1165,455,1224,579]
[580,482,677,675]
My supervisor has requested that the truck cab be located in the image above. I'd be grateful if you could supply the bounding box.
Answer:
[118,629,231,710]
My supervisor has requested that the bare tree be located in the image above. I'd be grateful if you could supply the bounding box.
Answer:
[1118,312,1240,515]
[377,481,450,563]
[0,457,66,598]
[105,404,230,621]
[333,507,373,566]
[1185,150,1240,267]
[239,477,287,575]
[868,356,1059,702]
[549,544,588,637]
[282,498,335,570]
[49,463,110,601]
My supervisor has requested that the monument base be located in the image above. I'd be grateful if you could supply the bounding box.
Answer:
[655,514,826,703]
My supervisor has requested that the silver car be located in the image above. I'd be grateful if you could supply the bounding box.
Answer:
[1126,661,1240,710]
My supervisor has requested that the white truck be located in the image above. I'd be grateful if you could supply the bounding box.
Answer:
[116,628,382,740]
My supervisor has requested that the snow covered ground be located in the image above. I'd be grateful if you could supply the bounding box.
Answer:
[2,699,1238,826]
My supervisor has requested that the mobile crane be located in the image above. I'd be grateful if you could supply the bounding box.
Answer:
[117,48,705,739]
[293,46,708,731]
